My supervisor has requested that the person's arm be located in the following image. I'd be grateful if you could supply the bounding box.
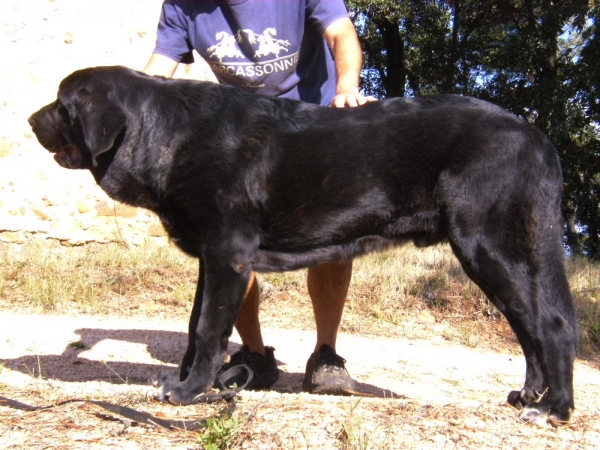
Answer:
[143,53,180,78]
[323,17,376,108]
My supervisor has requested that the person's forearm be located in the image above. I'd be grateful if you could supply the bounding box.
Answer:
[323,18,375,107]
[327,20,363,95]
[143,53,179,78]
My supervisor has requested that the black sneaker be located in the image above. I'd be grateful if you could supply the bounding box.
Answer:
[218,345,279,390]
[302,344,356,395]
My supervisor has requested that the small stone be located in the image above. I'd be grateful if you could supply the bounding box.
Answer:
[95,201,138,218]
[148,224,166,237]
[31,207,50,221]
[417,309,436,324]
[115,204,138,218]
[77,202,92,214]
[43,193,68,207]
[0,231,26,243]
[8,207,25,216]
[95,201,114,216]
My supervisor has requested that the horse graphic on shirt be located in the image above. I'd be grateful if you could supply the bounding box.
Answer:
[207,31,244,62]
[241,28,291,58]
[207,28,291,62]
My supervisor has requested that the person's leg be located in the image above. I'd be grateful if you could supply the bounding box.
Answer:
[303,260,356,394]
[220,272,279,389]
[307,260,353,351]
[234,273,266,356]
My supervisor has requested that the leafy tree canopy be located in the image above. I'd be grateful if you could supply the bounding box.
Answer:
[347,0,599,256]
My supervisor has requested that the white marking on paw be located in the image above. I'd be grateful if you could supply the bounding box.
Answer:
[521,405,550,427]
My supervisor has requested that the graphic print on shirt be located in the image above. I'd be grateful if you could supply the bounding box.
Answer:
[206,31,245,61]
[242,28,290,58]
[206,28,298,89]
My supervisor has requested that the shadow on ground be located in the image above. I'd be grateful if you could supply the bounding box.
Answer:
[1,327,401,399]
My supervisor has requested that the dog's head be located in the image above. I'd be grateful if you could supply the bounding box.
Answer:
[28,66,130,170]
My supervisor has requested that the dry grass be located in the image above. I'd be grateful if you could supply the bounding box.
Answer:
[568,257,600,359]
[1,239,600,449]
[1,239,599,360]
[3,380,597,450]
[0,239,197,318]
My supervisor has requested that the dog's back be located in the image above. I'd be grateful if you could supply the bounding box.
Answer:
[254,94,561,268]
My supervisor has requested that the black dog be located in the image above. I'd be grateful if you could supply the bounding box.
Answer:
[29,66,577,425]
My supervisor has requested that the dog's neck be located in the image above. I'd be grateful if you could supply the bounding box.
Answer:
[90,138,162,213]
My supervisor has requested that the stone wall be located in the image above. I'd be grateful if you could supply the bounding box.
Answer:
[0,0,215,246]
[0,149,166,245]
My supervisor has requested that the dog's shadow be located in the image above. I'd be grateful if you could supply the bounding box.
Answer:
[2,328,402,399]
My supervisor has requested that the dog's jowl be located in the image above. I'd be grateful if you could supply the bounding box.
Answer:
[29,66,577,425]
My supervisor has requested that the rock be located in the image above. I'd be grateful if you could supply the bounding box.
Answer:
[95,201,138,218]
[0,215,51,233]
[43,192,69,207]
[8,207,25,216]
[148,223,166,237]
[31,206,50,220]
[417,309,436,324]
[94,201,113,216]
[0,231,27,243]
[77,202,92,214]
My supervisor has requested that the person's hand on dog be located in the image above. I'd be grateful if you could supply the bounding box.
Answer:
[330,89,377,108]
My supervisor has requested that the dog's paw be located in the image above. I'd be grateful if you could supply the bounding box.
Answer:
[155,370,219,405]
[508,390,573,427]
[154,371,192,405]
[508,389,552,426]
[547,407,574,428]
[154,371,177,402]
[507,390,527,409]
[520,403,552,427]
[507,387,547,409]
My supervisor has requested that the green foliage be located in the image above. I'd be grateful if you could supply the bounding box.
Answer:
[197,415,245,450]
[339,400,376,450]
[347,0,600,256]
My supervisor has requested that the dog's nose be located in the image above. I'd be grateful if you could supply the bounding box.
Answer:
[28,115,35,127]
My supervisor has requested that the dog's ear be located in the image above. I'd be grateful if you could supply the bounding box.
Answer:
[73,89,127,166]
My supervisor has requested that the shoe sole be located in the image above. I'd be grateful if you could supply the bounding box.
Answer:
[246,370,280,390]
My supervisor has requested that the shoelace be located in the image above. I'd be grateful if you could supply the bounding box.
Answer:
[318,350,347,372]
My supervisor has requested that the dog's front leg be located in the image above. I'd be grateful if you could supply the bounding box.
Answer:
[178,260,205,382]
[158,256,250,405]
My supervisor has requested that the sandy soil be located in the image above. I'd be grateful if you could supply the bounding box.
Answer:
[2,1,600,448]
[1,309,600,449]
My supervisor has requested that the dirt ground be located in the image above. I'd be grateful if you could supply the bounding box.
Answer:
[1,308,600,449]
[2,1,600,448]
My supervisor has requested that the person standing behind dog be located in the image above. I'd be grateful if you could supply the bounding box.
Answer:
[144,0,374,395]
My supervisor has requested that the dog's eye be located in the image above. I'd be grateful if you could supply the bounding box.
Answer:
[55,102,70,120]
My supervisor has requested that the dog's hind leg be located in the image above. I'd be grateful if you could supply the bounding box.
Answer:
[448,223,577,426]
[519,240,577,426]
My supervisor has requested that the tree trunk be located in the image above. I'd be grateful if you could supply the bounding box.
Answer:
[442,0,461,93]
[374,18,406,97]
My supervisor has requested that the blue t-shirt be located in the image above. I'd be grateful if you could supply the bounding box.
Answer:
[153,0,349,106]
